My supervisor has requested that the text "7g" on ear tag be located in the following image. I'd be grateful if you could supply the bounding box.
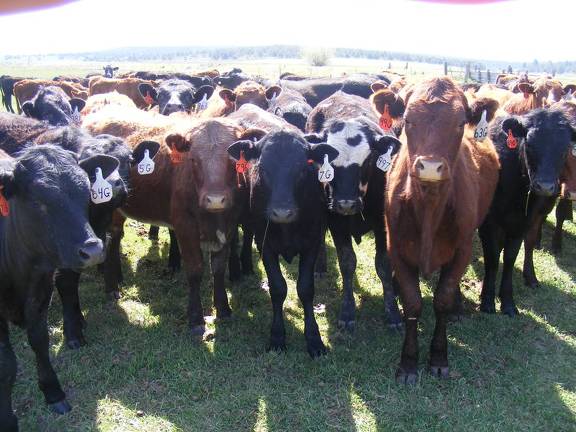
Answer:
[138,149,155,175]
[91,167,113,204]
[318,154,334,183]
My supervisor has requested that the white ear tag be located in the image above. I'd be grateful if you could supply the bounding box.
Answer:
[197,93,208,111]
[571,143,576,157]
[90,167,113,204]
[318,154,334,183]
[376,147,394,172]
[137,149,155,175]
[71,106,81,125]
[474,110,489,141]
[269,92,278,105]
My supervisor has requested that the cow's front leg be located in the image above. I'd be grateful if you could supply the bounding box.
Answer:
[374,228,402,329]
[211,245,232,319]
[0,319,18,432]
[55,269,86,349]
[262,248,288,352]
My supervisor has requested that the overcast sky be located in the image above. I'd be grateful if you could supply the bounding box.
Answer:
[0,0,574,62]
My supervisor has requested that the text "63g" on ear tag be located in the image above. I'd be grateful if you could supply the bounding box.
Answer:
[474,110,489,141]
[138,149,155,175]
[376,147,393,172]
[91,167,113,204]
[318,154,334,182]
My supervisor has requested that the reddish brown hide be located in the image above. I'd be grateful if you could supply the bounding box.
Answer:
[89,77,156,110]
[385,77,499,383]
[503,78,564,115]
[201,81,282,118]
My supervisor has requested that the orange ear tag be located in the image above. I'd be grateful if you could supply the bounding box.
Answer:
[507,129,518,149]
[0,186,9,217]
[144,92,154,106]
[236,151,251,187]
[170,148,185,164]
[379,104,392,131]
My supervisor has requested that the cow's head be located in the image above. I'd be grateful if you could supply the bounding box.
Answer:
[219,81,282,112]
[21,86,85,126]
[103,65,119,78]
[228,131,338,223]
[269,89,312,132]
[138,79,214,115]
[214,69,250,89]
[496,109,576,197]
[0,145,109,269]
[304,118,400,216]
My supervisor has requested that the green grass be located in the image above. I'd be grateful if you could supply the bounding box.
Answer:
[7,209,576,431]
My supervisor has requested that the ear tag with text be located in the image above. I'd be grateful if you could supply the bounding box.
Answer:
[318,154,334,182]
[571,143,576,157]
[507,130,518,150]
[0,186,9,217]
[90,167,113,204]
[138,149,155,175]
[197,93,208,111]
[71,106,81,125]
[236,151,251,187]
[170,148,185,165]
[376,147,394,172]
[144,92,154,106]
[474,110,489,141]
[379,104,393,131]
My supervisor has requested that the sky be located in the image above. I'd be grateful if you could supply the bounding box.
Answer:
[0,0,574,62]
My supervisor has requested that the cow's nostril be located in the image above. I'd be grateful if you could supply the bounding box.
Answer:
[417,161,425,171]
[79,249,90,260]
[436,164,443,173]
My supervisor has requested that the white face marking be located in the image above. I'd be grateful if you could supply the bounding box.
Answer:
[326,121,372,168]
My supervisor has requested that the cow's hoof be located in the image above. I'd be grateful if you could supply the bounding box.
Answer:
[66,337,86,350]
[267,337,287,353]
[337,319,355,332]
[480,302,496,314]
[49,399,72,415]
[429,365,450,379]
[106,291,121,302]
[216,307,232,320]
[396,368,418,385]
[80,314,87,329]
[307,339,327,358]
[190,325,206,337]
[551,247,562,256]
[501,305,519,317]
[523,278,539,289]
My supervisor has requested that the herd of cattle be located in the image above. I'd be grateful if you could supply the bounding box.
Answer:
[0,65,575,430]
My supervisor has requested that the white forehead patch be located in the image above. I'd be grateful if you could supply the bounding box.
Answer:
[326,121,372,168]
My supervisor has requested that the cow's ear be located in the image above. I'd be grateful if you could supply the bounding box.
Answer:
[468,97,500,126]
[21,101,36,118]
[501,117,527,138]
[370,89,405,118]
[303,132,326,144]
[79,154,120,183]
[371,81,388,93]
[113,67,119,71]
[219,88,236,103]
[138,83,157,102]
[193,85,214,103]
[227,140,261,162]
[563,84,576,94]
[371,135,401,156]
[0,162,16,199]
[70,98,86,113]
[132,140,161,166]
[165,133,191,153]
[239,128,267,142]
[308,143,339,164]
[517,82,534,95]
[265,85,282,101]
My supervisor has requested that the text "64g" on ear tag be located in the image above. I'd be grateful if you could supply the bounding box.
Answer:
[138,149,155,175]
[376,147,394,172]
[91,167,113,204]
[318,154,334,182]
[474,110,489,141]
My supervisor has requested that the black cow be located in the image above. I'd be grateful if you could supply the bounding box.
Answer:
[21,86,86,127]
[479,109,576,316]
[305,91,402,330]
[267,87,312,132]
[103,65,119,78]
[0,76,25,114]
[129,71,213,88]
[137,79,215,115]
[214,68,252,89]
[227,131,338,357]
[0,145,109,431]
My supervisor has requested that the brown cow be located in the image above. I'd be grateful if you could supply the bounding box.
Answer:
[85,106,259,334]
[81,91,137,117]
[89,77,156,109]
[502,77,564,114]
[201,81,282,118]
[13,79,88,112]
[385,77,499,383]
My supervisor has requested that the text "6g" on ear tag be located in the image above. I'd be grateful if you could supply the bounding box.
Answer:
[91,167,113,204]
[376,147,393,172]
[474,110,488,141]
[318,154,334,183]
[138,149,155,175]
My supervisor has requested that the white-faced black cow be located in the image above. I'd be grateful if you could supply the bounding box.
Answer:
[137,79,215,115]
[0,145,110,431]
[227,131,338,357]
[103,65,119,78]
[305,91,402,331]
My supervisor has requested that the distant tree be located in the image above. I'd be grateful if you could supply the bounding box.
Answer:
[303,47,333,67]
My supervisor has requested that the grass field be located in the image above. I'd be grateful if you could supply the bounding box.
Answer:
[2,60,575,431]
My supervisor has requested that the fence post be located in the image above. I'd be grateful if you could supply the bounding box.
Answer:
[444,61,448,76]
[465,63,470,83]
[487,69,491,83]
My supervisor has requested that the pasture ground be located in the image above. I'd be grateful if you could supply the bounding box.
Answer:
[2,60,575,431]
